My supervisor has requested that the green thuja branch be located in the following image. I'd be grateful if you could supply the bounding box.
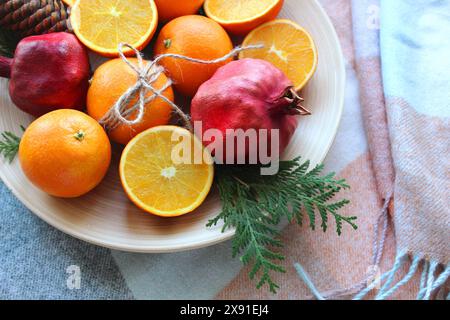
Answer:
[0,126,25,163]
[208,158,357,293]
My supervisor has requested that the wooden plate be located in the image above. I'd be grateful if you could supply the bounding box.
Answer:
[0,0,345,253]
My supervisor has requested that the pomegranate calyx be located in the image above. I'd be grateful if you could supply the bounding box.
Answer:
[272,86,311,116]
[283,86,311,116]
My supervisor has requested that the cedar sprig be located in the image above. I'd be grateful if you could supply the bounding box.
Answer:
[0,126,25,163]
[208,157,357,293]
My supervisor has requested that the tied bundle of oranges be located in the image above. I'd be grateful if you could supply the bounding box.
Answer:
[15,0,317,217]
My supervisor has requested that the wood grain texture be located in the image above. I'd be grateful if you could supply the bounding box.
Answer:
[0,0,345,253]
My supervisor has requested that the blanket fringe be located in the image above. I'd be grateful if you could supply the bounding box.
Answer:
[295,192,449,300]
[296,252,449,300]
[294,263,325,300]
[417,260,429,299]
[423,261,439,300]
[374,255,419,300]
[295,193,392,300]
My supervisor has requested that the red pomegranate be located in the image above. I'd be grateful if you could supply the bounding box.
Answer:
[0,33,90,117]
[191,58,310,164]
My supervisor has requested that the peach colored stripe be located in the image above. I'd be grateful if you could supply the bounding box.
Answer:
[386,98,450,264]
[356,57,395,203]
[319,0,355,65]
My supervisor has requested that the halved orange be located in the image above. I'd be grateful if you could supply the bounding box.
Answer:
[120,126,214,217]
[204,0,283,35]
[239,19,318,91]
[70,0,158,57]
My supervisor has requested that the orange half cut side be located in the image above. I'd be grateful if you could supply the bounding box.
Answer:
[70,0,158,57]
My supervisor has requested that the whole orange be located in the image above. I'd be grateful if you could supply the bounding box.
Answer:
[154,0,205,22]
[19,110,111,198]
[87,58,174,145]
[154,15,233,97]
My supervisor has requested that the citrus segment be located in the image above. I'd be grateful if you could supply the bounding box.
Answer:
[239,19,318,90]
[70,0,158,57]
[204,0,283,35]
[120,126,214,217]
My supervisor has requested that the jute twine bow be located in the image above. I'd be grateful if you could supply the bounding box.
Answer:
[99,43,264,132]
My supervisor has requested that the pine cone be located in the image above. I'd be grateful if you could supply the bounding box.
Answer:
[0,0,70,38]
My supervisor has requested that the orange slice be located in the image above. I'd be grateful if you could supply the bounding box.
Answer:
[239,19,318,91]
[120,126,214,217]
[70,0,158,57]
[204,0,283,35]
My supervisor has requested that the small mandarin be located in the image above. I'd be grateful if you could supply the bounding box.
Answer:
[87,58,174,145]
[154,0,205,22]
[154,15,233,97]
[19,109,111,198]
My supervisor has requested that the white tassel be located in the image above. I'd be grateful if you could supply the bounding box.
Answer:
[294,263,325,300]
[376,255,420,300]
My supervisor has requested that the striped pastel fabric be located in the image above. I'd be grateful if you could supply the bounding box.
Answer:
[0,0,448,300]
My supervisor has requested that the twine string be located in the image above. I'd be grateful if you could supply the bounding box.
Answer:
[99,43,264,132]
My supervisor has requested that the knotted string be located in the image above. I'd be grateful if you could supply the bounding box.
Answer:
[99,43,264,132]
